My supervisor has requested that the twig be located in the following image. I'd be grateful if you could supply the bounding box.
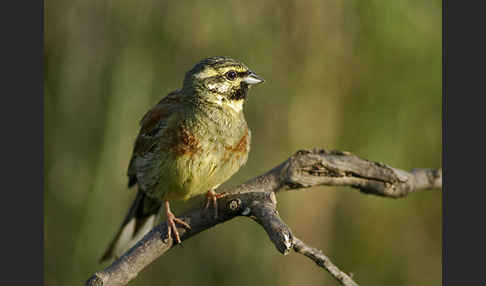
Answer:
[85,149,442,286]
[293,237,358,286]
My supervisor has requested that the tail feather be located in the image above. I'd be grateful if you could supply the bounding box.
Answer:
[99,191,161,263]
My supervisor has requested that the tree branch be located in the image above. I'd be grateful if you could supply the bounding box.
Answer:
[85,149,442,286]
[293,237,358,286]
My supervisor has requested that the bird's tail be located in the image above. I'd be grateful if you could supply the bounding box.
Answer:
[99,191,161,263]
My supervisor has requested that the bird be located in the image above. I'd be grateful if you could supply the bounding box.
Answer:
[100,56,264,262]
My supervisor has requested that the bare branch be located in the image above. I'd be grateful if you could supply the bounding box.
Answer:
[239,149,442,197]
[293,237,358,286]
[85,149,441,286]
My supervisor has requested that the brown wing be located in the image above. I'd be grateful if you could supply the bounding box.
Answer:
[127,89,183,189]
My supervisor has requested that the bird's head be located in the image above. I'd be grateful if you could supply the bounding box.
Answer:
[183,57,264,112]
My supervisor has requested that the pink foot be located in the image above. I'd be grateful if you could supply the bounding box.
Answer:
[203,190,225,219]
[165,201,191,244]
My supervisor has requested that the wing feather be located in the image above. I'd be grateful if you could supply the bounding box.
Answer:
[127,90,183,190]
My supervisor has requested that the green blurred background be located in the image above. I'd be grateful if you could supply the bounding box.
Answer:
[44,0,442,285]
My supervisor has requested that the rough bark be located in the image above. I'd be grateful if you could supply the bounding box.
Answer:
[85,149,442,286]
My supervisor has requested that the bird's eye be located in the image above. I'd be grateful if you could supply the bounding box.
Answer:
[225,70,237,81]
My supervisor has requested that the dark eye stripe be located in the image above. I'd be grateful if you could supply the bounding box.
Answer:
[225,71,249,80]
[207,71,249,82]
[237,71,249,78]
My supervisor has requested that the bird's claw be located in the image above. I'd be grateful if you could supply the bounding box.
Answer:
[203,190,225,219]
[166,207,191,245]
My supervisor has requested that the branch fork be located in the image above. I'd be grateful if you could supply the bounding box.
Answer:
[86,149,442,286]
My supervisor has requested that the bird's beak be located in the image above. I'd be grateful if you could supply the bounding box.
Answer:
[243,72,265,85]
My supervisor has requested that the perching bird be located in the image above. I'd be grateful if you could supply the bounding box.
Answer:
[100,57,264,262]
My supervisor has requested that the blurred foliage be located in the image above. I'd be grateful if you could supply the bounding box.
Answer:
[44,0,441,285]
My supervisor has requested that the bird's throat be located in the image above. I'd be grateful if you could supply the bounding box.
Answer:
[229,82,249,101]
[225,99,244,113]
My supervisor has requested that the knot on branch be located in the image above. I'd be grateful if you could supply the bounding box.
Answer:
[86,148,441,286]
[228,198,241,211]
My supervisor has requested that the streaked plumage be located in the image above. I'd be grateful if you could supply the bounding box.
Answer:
[100,57,264,262]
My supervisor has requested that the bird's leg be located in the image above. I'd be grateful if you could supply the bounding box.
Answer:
[164,200,191,244]
[203,189,225,219]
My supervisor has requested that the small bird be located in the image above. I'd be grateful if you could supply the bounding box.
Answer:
[100,57,264,262]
